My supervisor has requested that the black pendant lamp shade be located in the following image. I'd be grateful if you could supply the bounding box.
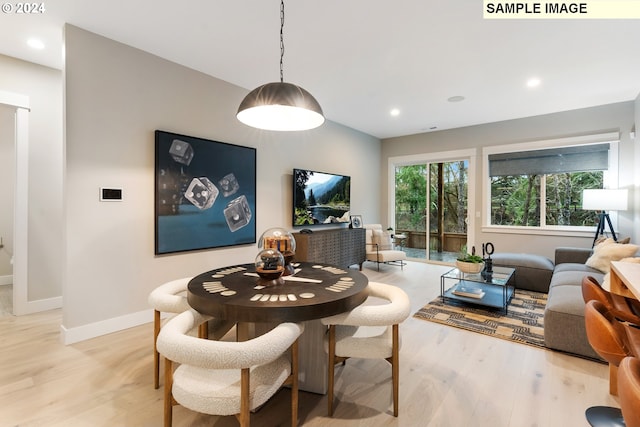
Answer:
[236,0,325,131]
[237,81,324,131]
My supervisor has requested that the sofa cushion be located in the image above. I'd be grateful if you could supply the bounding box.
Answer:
[544,283,603,361]
[551,264,604,286]
[366,249,407,263]
[585,239,639,273]
[555,247,593,265]
[491,253,554,293]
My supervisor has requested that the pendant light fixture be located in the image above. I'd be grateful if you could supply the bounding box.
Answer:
[237,0,324,131]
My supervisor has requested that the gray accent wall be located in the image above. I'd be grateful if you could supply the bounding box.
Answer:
[63,25,380,340]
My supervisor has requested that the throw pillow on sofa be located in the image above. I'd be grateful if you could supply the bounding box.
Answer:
[595,236,631,245]
[585,238,639,273]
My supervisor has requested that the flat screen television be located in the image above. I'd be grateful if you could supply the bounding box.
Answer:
[293,168,351,227]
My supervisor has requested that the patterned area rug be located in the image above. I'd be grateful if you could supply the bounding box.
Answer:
[414,289,547,349]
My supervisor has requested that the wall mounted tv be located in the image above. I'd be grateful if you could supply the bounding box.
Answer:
[293,168,351,227]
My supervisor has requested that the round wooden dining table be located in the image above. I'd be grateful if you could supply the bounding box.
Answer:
[187,261,369,323]
[187,261,369,395]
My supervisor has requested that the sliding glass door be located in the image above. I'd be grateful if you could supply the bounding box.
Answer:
[394,159,469,263]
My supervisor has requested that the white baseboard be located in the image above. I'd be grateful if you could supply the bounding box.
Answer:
[60,309,153,345]
[0,275,12,285]
[13,295,62,316]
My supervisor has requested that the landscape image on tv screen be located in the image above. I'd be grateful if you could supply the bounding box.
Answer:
[293,169,351,226]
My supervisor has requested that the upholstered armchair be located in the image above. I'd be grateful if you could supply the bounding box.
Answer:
[364,224,407,270]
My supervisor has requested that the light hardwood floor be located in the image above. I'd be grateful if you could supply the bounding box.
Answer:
[0,261,617,426]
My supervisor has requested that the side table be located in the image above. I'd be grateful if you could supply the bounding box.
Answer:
[393,233,407,251]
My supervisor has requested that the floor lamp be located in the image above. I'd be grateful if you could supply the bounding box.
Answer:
[582,189,628,248]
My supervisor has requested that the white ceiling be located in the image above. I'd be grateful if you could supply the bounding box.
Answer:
[1,0,639,139]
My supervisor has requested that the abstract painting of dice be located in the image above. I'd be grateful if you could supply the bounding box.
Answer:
[155,130,256,254]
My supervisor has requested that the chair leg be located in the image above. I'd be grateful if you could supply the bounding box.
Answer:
[163,358,174,427]
[609,363,619,396]
[392,324,400,417]
[291,340,299,427]
[197,321,209,339]
[327,325,336,416]
[239,367,250,427]
[154,310,161,389]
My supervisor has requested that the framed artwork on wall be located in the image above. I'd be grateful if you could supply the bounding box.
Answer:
[154,130,256,254]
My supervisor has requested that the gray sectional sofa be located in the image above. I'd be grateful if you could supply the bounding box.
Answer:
[493,247,604,360]
[543,247,604,360]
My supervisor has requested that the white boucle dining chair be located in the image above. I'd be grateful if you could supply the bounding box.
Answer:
[148,278,193,389]
[321,281,411,417]
[148,278,235,389]
[157,308,303,427]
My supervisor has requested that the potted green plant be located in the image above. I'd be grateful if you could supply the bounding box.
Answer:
[456,247,484,274]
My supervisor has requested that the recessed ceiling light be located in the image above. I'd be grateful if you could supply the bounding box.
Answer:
[527,77,541,88]
[447,96,465,102]
[390,108,400,117]
[27,38,45,50]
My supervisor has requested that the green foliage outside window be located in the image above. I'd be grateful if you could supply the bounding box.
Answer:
[395,161,468,233]
[545,171,603,226]
[395,165,427,232]
[491,175,541,226]
[429,162,468,233]
[396,164,603,234]
[490,171,603,226]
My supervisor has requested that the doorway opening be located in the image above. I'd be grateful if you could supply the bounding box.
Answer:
[0,103,15,315]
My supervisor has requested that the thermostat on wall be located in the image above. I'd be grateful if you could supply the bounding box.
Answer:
[100,187,123,201]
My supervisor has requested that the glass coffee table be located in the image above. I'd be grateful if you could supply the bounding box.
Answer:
[440,266,516,313]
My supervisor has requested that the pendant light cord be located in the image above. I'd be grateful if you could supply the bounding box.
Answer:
[280,0,285,83]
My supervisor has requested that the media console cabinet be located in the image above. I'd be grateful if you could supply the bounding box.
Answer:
[293,228,366,270]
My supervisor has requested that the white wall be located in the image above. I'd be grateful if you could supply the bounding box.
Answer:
[62,25,380,341]
[0,55,63,300]
[382,102,637,259]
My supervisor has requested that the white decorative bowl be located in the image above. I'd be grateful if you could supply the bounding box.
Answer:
[456,260,484,274]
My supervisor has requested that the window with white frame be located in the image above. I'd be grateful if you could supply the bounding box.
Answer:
[484,135,619,230]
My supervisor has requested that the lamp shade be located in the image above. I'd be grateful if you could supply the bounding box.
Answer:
[237,82,325,131]
[582,189,628,211]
